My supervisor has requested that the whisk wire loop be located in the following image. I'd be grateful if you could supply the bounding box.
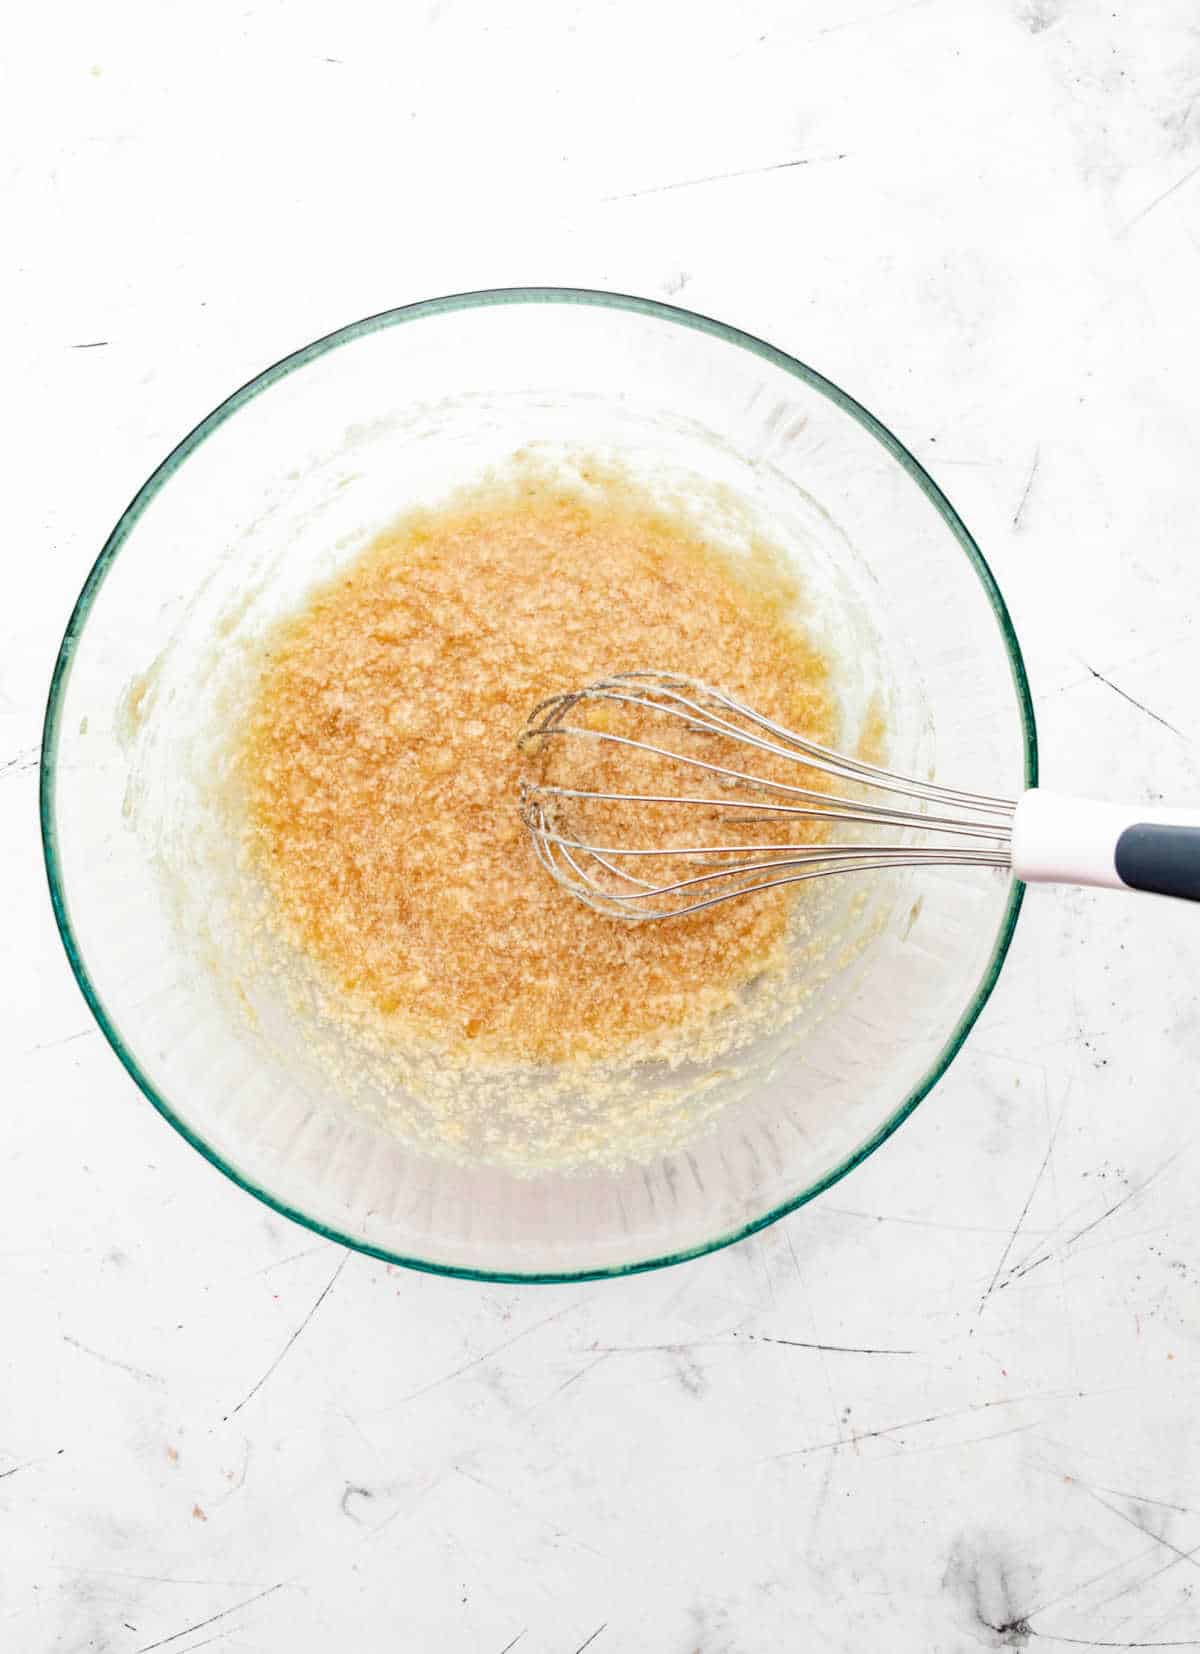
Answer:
[519,673,1015,921]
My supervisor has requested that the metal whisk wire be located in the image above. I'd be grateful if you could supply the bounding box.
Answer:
[518,673,1017,920]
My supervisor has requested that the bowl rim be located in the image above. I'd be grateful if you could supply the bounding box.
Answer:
[40,285,1037,1284]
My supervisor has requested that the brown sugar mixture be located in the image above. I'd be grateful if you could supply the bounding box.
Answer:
[237,473,837,1068]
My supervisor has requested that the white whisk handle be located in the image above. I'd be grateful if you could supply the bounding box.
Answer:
[1012,789,1200,901]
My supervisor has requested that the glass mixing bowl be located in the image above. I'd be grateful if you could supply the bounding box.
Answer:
[41,289,1035,1281]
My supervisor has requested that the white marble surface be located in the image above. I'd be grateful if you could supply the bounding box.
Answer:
[5,1,1200,1649]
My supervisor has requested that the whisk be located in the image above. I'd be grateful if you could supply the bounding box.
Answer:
[518,672,1200,920]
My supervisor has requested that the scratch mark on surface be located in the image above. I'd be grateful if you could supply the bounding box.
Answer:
[252,1245,328,1275]
[1082,1485,1200,1576]
[1003,1253,1051,1287]
[822,1203,1055,1237]
[24,1026,98,1055]
[1121,157,1200,234]
[1027,1458,1200,1612]
[62,1334,164,1389]
[1029,1636,1200,1648]
[213,1438,253,1506]
[979,1127,1058,1315]
[766,1386,1106,1461]
[496,1633,525,1654]
[339,1483,374,1523]
[1,746,40,779]
[334,1407,381,1456]
[135,1582,284,1652]
[738,1333,915,1356]
[1042,634,1198,702]
[1013,444,1041,528]
[0,1447,64,1482]
[156,1632,251,1654]
[359,1472,448,1543]
[455,1467,605,1559]
[230,1250,349,1416]
[866,1420,1038,1458]
[1010,1148,1184,1282]
[1090,1484,1200,1518]
[1063,1153,1182,1247]
[596,1333,904,1361]
[571,1625,608,1654]
[69,340,110,349]
[602,153,847,202]
[783,1223,804,1281]
[1018,1533,1164,1622]
[806,1447,838,1546]
[1096,1537,1200,1610]
[393,1302,578,1405]
[45,1564,267,1587]
[1078,661,1184,737]
[538,1351,611,1406]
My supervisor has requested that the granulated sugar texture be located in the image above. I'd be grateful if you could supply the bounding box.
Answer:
[237,469,836,1090]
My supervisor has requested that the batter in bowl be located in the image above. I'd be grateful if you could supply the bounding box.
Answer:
[236,466,838,1077]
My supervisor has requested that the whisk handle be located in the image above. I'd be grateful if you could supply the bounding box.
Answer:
[1012,790,1200,902]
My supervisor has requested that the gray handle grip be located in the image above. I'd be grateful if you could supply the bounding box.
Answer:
[1114,824,1200,903]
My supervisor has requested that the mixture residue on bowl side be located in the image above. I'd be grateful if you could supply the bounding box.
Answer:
[236,469,837,1072]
